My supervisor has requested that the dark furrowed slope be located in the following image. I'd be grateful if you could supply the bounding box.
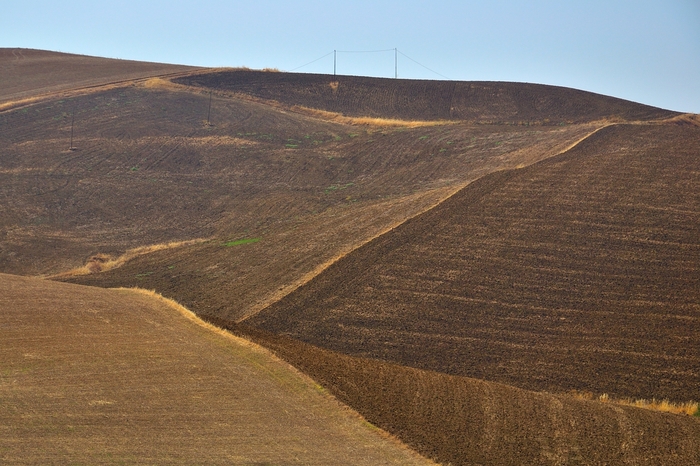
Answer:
[1,76,597,277]
[57,117,596,320]
[212,321,700,466]
[0,67,601,295]
[175,70,678,123]
[247,123,700,401]
[0,48,196,105]
[0,84,357,275]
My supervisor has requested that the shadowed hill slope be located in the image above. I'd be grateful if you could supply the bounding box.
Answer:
[175,70,678,124]
[247,122,700,402]
[0,48,196,108]
[211,321,700,466]
[0,273,432,465]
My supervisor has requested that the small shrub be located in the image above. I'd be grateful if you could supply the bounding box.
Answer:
[223,238,261,247]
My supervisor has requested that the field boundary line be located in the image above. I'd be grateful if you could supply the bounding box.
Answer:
[116,286,440,464]
[42,238,209,280]
[0,69,212,114]
[239,122,618,322]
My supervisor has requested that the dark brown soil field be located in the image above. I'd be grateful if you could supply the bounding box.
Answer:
[0,273,432,465]
[175,69,678,124]
[0,60,603,321]
[0,48,196,109]
[248,122,700,402]
[211,321,700,466]
[2,49,699,464]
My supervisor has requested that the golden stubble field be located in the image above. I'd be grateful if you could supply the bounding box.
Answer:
[0,273,432,465]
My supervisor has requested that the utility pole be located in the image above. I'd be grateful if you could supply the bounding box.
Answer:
[334,50,337,76]
[69,109,76,150]
[395,48,398,79]
[207,90,212,125]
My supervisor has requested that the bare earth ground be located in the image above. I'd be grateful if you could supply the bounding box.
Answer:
[2,50,699,465]
[0,48,196,110]
[248,122,700,402]
[174,70,676,123]
[212,322,700,466]
[0,273,432,465]
[1,77,603,322]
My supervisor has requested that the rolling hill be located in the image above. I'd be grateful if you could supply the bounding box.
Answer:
[1,48,698,465]
[246,122,700,402]
[0,48,196,111]
[174,69,676,123]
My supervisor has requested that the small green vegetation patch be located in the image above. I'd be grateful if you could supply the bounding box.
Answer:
[223,238,261,247]
[324,182,355,194]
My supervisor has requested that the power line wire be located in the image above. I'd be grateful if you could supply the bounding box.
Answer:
[290,51,334,71]
[398,50,450,80]
[336,48,395,53]
[289,48,450,80]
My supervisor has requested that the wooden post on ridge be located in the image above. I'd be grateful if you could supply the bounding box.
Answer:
[69,109,76,150]
[207,91,212,126]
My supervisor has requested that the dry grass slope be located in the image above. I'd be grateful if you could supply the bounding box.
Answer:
[570,391,698,416]
[0,273,433,465]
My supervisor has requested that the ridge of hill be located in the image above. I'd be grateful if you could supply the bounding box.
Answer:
[175,69,678,124]
[246,121,700,402]
[0,273,432,465]
[0,48,198,109]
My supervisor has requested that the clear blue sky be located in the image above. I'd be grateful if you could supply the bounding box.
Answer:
[3,0,699,112]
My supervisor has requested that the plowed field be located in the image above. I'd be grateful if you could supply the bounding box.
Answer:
[0,48,195,109]
[213,322,700,466]
[0,66,605,322]
[175,70,677,124]
[2,50,698,465]
[248,122,700,402]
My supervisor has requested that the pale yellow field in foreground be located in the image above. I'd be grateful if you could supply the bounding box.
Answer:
[0,273,432,465]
